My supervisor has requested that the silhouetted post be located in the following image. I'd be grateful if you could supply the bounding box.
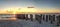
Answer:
[53,15,55,22]
[35,14,38,20]
[49,14,55,24]
[42,14,45,21]
[56,15,60,26]
[35,14,42,24]
[39,14,42,24]
[45,15,49,22]
[22,14,25,19]
[49,15,52,24]
[30,14,33,21]
[49,15,51,21]
[25,14,28,20]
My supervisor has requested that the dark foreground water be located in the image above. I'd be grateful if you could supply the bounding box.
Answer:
[0,19,60,27]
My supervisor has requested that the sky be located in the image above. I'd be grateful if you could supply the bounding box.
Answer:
[0,0,60,10]
[33,0,60,8]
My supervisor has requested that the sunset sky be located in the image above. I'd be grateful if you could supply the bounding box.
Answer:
[0,0,60,14]
[0,0,60,10]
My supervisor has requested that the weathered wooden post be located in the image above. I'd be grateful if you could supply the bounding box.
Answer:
[49,15,51,21]
[49,15,52,24]
[35,14,42,24]
[45,15,49,22]
[49,14,55,24]
[39,14,42,24]
[35,14,38,20]
[42,14,45,21]
[30,14,33,21]
[56,15,60,26]
[53,15,55,22]
[25,14,28,20]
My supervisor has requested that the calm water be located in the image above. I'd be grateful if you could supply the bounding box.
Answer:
[0,19,59,27]
[0,14,60,27]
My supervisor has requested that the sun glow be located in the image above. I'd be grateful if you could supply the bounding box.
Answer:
[0,8,60,14]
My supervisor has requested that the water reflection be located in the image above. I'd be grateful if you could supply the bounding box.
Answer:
[0,14,60,27]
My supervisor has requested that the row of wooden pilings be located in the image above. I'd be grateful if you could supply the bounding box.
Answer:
[16,14,60,26]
